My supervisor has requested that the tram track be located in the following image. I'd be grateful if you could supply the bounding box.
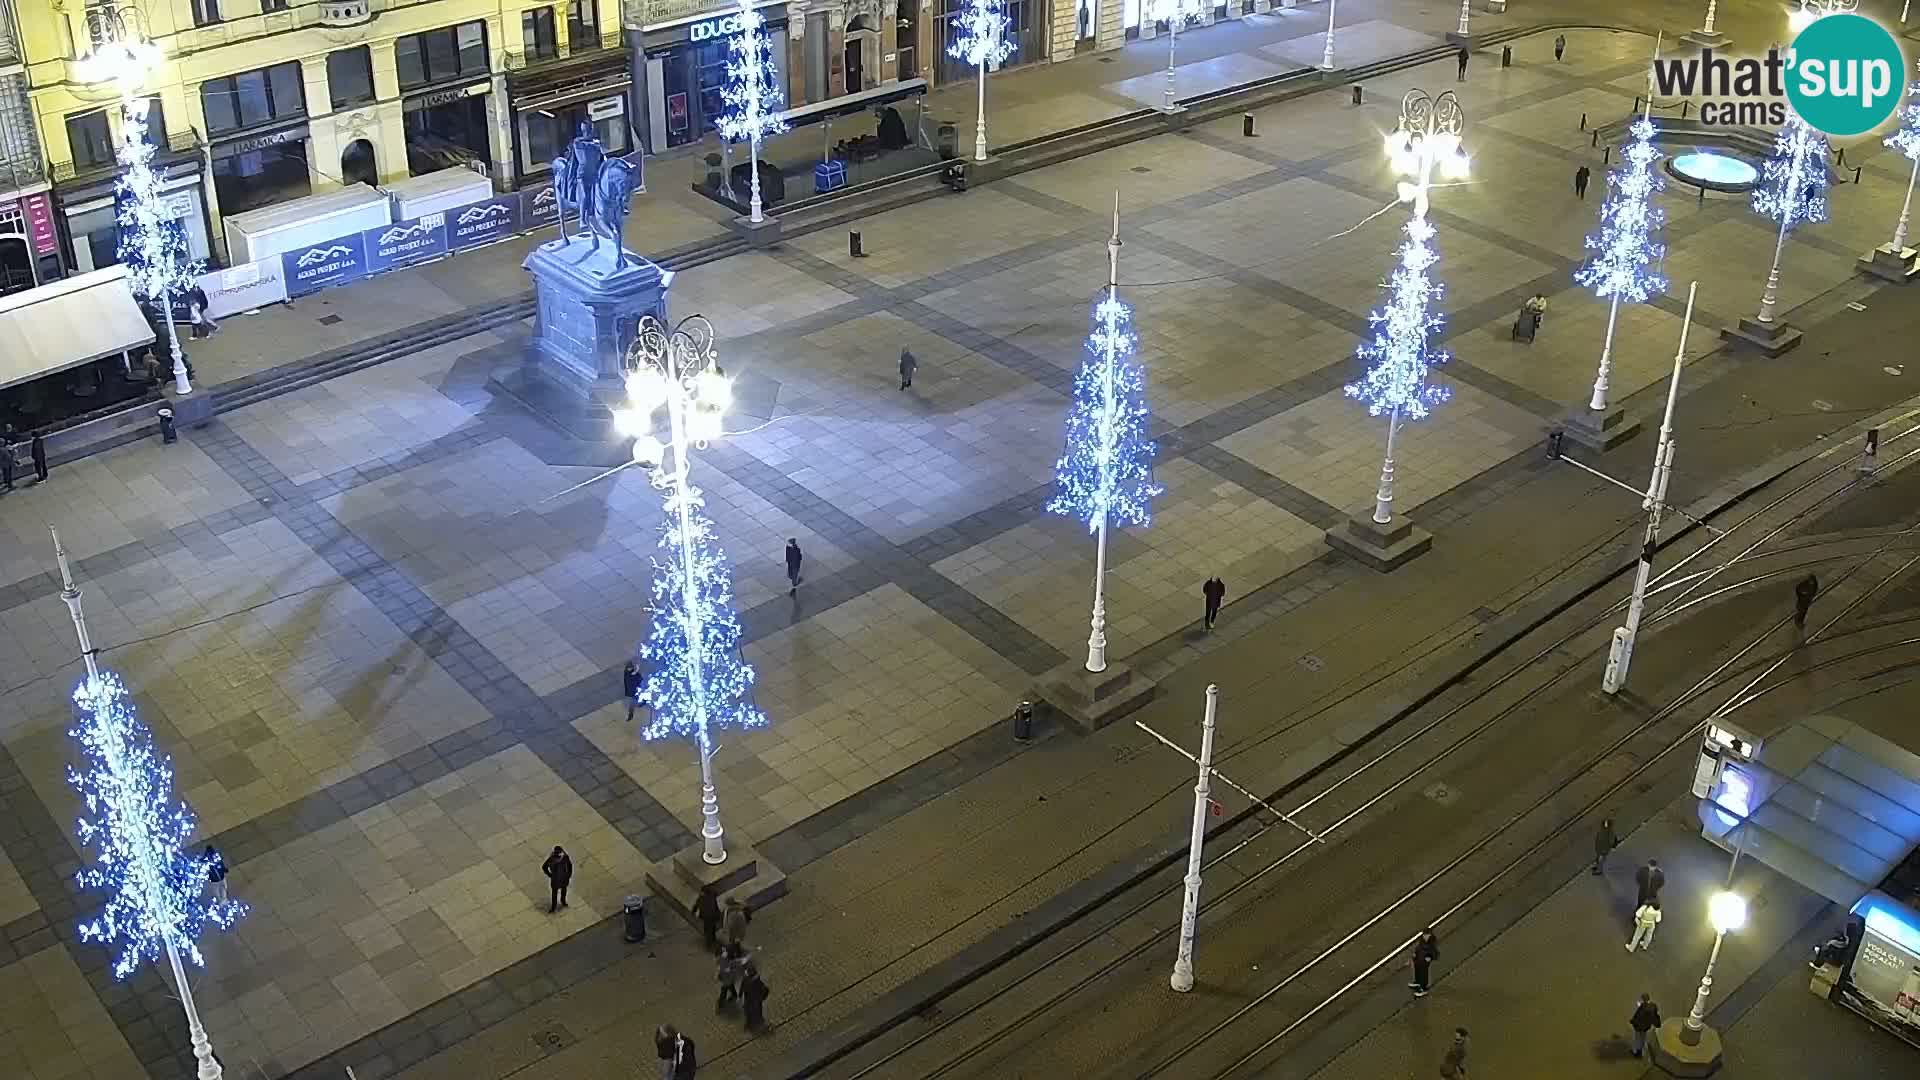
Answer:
[814,425,1920,1080]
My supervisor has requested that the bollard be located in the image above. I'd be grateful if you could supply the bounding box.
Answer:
[1501,45,1512,68]
[1012,700,1035,741]
[1860,428,1880,475]
[1352,85,1363,106]
[848,230,865,258]
[1579,112,1588,130]
[1243,112,1256,137]
[1853,165,1863,184]
[1835,146,1848,166]
[1681,100,1692,119]
[1604,146,1612,165]
[158,407,177,445]
[1591,130,1600,148]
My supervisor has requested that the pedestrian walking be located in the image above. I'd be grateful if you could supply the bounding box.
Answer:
[1793,573,1819,630]
[1633,858,1665,907]
[1456,47,1470,81]
[203,844,229,903]
[741,960,770,1032]
[723,895,751,950]
[1627,898,1662,952]
[1574,164,1592,200]
[624,661,642,722]
[1592,815,1618,875]
[1202,576,1226,631]
[716,943,747,1009]
[1440,1027,1470,1078]
[1408,927,1439,997]
[30,432,48,484]
[655,1026,676,1080]
[655,1025,697,1079]
[0,431,13,493]
[1629,994,1661,1058]
[188,284,218,339]
[542,845,572,912]
[1554,34,1567,61]
[898,348,917,390]
[785,538,804,596]
[695,885,723,952]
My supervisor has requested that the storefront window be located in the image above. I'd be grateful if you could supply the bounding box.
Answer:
[569,0,601,49]
[397,21,490,91]
[405,95,492,176]
[212,141,313,215]
[66,110,114,169]
[201,61,307,136]
[524,8,558,60]
[329,47,376,109]
[521,97,627,175]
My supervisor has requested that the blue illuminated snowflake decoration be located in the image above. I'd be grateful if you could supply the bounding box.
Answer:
[1576,117,1667,305]
[1753,111,1829,231]
[717,0,788,146]
[1885,74,1920,162]
[949,0,1016,72]
[69,672,246,981]
[638,483,768,745]
[1345,215,1451,420]
[1049,288,1163,532]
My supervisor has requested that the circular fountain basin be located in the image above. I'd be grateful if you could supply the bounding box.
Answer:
[1667,151,1760,194]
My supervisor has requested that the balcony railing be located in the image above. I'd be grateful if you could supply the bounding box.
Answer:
[503,31,626,73]
[50,126,204,183]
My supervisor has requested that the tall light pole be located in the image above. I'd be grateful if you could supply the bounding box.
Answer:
[1456,0,1470,38]
[950,0,1015,162]
[1602,282,1696,695]
[1879,62,1920,257]
[55,528,245,1080]
[1684,892,1747,1038]
[1752,114,1828,326]
[1155,0,1197,113]
[621,315,767,865]
[1320,0,1339,71]
[717,0,788,224]
[1169,684,1218,993]
[77,4,191,396]
[1351,90,1468,529]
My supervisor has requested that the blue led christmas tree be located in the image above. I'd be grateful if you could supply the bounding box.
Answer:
[716,0,788,222]
[1574,115,1667,412]
[70,671,248,981]
[1880,71,1920,254]
[1049,207,1161,672]
[1345,211,1450,527]
[115,97,200,390]
[949,0,1015,161]
[1750,110,1829,324]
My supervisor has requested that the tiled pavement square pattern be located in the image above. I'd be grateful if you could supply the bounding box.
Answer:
[0,25,1908,1080]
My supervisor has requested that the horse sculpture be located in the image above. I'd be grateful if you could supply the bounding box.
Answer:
[592,159,639,271]
[548,125,637,269]
[549,155,576,242]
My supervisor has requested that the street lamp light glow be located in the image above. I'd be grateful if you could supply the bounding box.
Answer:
[1709,891,1748,933]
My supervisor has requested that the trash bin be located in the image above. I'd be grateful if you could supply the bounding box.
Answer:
[937,122,959,160]
[623,895,648,942]
[1012,700,1035,741]
[158,407,177,445]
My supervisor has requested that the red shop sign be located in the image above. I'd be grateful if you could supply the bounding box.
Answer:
[20,193,57,256]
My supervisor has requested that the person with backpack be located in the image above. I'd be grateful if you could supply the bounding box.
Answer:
[1629,994,1662,1058]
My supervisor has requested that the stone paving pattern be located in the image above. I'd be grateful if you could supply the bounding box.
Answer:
[0,8,1914,1079]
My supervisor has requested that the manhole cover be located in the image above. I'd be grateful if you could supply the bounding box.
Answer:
[318,313,343,325]
[1422,782,1458,806]
[1131,165,1153,173]
[532,1025,575,1053]
[1298,654,1325,672]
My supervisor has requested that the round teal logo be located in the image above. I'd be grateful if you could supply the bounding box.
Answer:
[1785,14,1906,137]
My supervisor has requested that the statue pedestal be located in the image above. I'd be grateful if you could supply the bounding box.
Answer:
[523,235,670,399]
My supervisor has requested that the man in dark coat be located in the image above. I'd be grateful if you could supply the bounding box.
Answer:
[624,661,642,722]
[1575,164,1592,199]
[898,348,917,390]
[1457,47,1470,80]
[1593,816,1618,875]
[1440,1027,1469,1078]
[695,885,723,952]
[0,429,13,492]
[1629,993,1661,1057]
[1202,577,1226,631]
[29,432,48,484]
[785,539,803,596]
[1793,573,1819,629]
[1554,33,1567,61]
[724,896,751,950]
[741,961,770,1032]
[1408,927,1439,997]
[542,845,573,912]
[1634,858,1665,907]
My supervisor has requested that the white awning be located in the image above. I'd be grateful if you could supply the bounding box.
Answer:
[0,266,156,392]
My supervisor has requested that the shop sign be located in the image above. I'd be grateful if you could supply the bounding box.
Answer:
[362,212,449,273]
[588,95,626,121]
[282,235,368,296]
[21,193,57,255]
[196,259,288,319]
[690,12,747,41]
[522,183,561,228]
[225,127,303,155]
[449,196,521,250]
[411,83,486,110]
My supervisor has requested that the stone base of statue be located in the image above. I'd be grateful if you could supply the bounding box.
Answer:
[491,234,671,436]
[1858,243,1919,284]
[1720,316,1803,358]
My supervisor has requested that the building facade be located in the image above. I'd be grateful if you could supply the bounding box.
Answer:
[17,0,626,268]
[0,0,54,294]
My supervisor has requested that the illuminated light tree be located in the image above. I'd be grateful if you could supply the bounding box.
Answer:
[1049,199,1161,673]
[948,0,1015,162]
[53,527,244,1080]
[1346,90,1467,530]
[1575,114,1667,414]
[717,0,788,224]
[1880,65,1920,256]
[1751,111,1829,325]
[620,316,766,864]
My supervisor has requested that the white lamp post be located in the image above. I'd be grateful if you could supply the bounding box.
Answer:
[1320,0,1339,71]
[1683,891,1747,1038]
[76,5,191,396]
[949,0,1015,162]
[1156,0,1196,114]
[1455,0,1470,38]
[620,316,749,864]
[1169,684,1218,993]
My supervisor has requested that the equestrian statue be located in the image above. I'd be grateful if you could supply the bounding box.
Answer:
[550,123,640,271]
